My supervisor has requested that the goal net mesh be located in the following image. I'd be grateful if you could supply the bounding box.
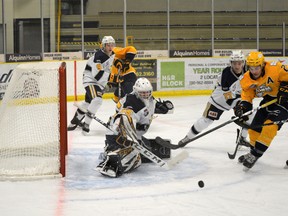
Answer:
[0,62,63,178]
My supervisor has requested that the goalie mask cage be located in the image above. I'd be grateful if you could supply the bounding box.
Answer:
[0,62,67,179]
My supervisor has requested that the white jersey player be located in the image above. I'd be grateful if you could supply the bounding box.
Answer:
[178,50,250,146]
[96,78,174,177]
[68,36,115,134]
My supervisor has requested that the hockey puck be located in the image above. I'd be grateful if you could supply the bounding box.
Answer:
[286,160,288,166]
[198,180,204,188]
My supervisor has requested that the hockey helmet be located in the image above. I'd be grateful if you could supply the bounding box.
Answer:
[101,36,115,48]
[230,50,245,62]
[133,78,153,101]
[246,51,265,67]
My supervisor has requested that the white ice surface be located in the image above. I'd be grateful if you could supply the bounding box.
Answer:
[1,95,288,216]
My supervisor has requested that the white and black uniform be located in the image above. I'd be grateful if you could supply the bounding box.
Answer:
[208,66,242,112]
[107,93,155,140]
[68,49,115,132]
[188,66,245,137]
[83,50,115,90]
[81,50,115,131]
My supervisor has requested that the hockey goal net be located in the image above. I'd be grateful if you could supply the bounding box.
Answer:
[0,62,67,179]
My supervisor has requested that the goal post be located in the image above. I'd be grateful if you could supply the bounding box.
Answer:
[59,62,68,177]
[0,61,67,179]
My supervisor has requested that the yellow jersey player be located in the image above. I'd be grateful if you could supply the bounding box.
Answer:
[234,51,288,169]
[108,46,138,103]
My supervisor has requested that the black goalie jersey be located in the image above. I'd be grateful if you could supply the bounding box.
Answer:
[107,93,156,140]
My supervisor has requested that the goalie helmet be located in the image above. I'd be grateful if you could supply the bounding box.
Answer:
[133,78,153,102]
[246,51,265,67]
[101,36,115,47]
[230,50,245,62]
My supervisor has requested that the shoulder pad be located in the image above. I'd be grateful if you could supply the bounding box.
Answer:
[93,50,110,63]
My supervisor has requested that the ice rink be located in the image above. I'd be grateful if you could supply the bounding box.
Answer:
[1,95,288,216]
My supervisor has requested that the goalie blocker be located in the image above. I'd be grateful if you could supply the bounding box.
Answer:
[141,138,171,163]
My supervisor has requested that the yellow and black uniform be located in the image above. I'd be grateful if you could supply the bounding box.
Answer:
[235,53,288,168]
[108,46,138,103]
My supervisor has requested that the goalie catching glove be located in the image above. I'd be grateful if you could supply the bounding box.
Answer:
[155,99,174,114]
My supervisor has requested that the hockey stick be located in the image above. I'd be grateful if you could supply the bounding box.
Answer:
[227,128,243,159]
[117,67,122,101]
[119,115,189,169]
[251,119,288,128]
[155,99,277,150]
[73,102,110,129]
[74,103,189,169]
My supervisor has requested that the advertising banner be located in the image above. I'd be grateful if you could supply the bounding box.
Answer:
[213,49,255,57]
[185,58,229,90]
[5,53,42,62]
[169,50,212,58]
[43,52,82,61]
[158,58,229,91]
[0,64,19,100]
[259,49,283,57]
[135,50,168,58]
[132,59,157,90]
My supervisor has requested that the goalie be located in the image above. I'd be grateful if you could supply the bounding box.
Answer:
[96,78,174,177]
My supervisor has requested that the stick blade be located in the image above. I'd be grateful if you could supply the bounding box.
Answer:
[227,152,236,160]
[155,136,179,149]
[166,150,189,169]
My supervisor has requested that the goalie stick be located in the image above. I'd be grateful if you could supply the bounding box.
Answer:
[74,102,189,169]
[119,115,189,169]
[155,99,277,150]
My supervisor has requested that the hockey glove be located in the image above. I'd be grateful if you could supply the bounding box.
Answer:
[155,99,174,114]
[277,81,288,108]
[113,58,124,70]
[233,101,252,121]
[122,61,130,72]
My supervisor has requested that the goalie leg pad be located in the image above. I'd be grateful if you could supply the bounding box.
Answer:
[96,152,123,178]
[118,147,142,173]
[116,134,134,147]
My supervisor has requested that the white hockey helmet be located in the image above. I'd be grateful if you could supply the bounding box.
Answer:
[101,36,115,47]
[230,50,245,62]
[133,78,153,101]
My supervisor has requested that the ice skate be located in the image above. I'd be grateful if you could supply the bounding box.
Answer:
[178,135,191,146]
[82,123,90,135]
[178,129,195,146]
[239,152,259,170]
[67,114,84,131]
